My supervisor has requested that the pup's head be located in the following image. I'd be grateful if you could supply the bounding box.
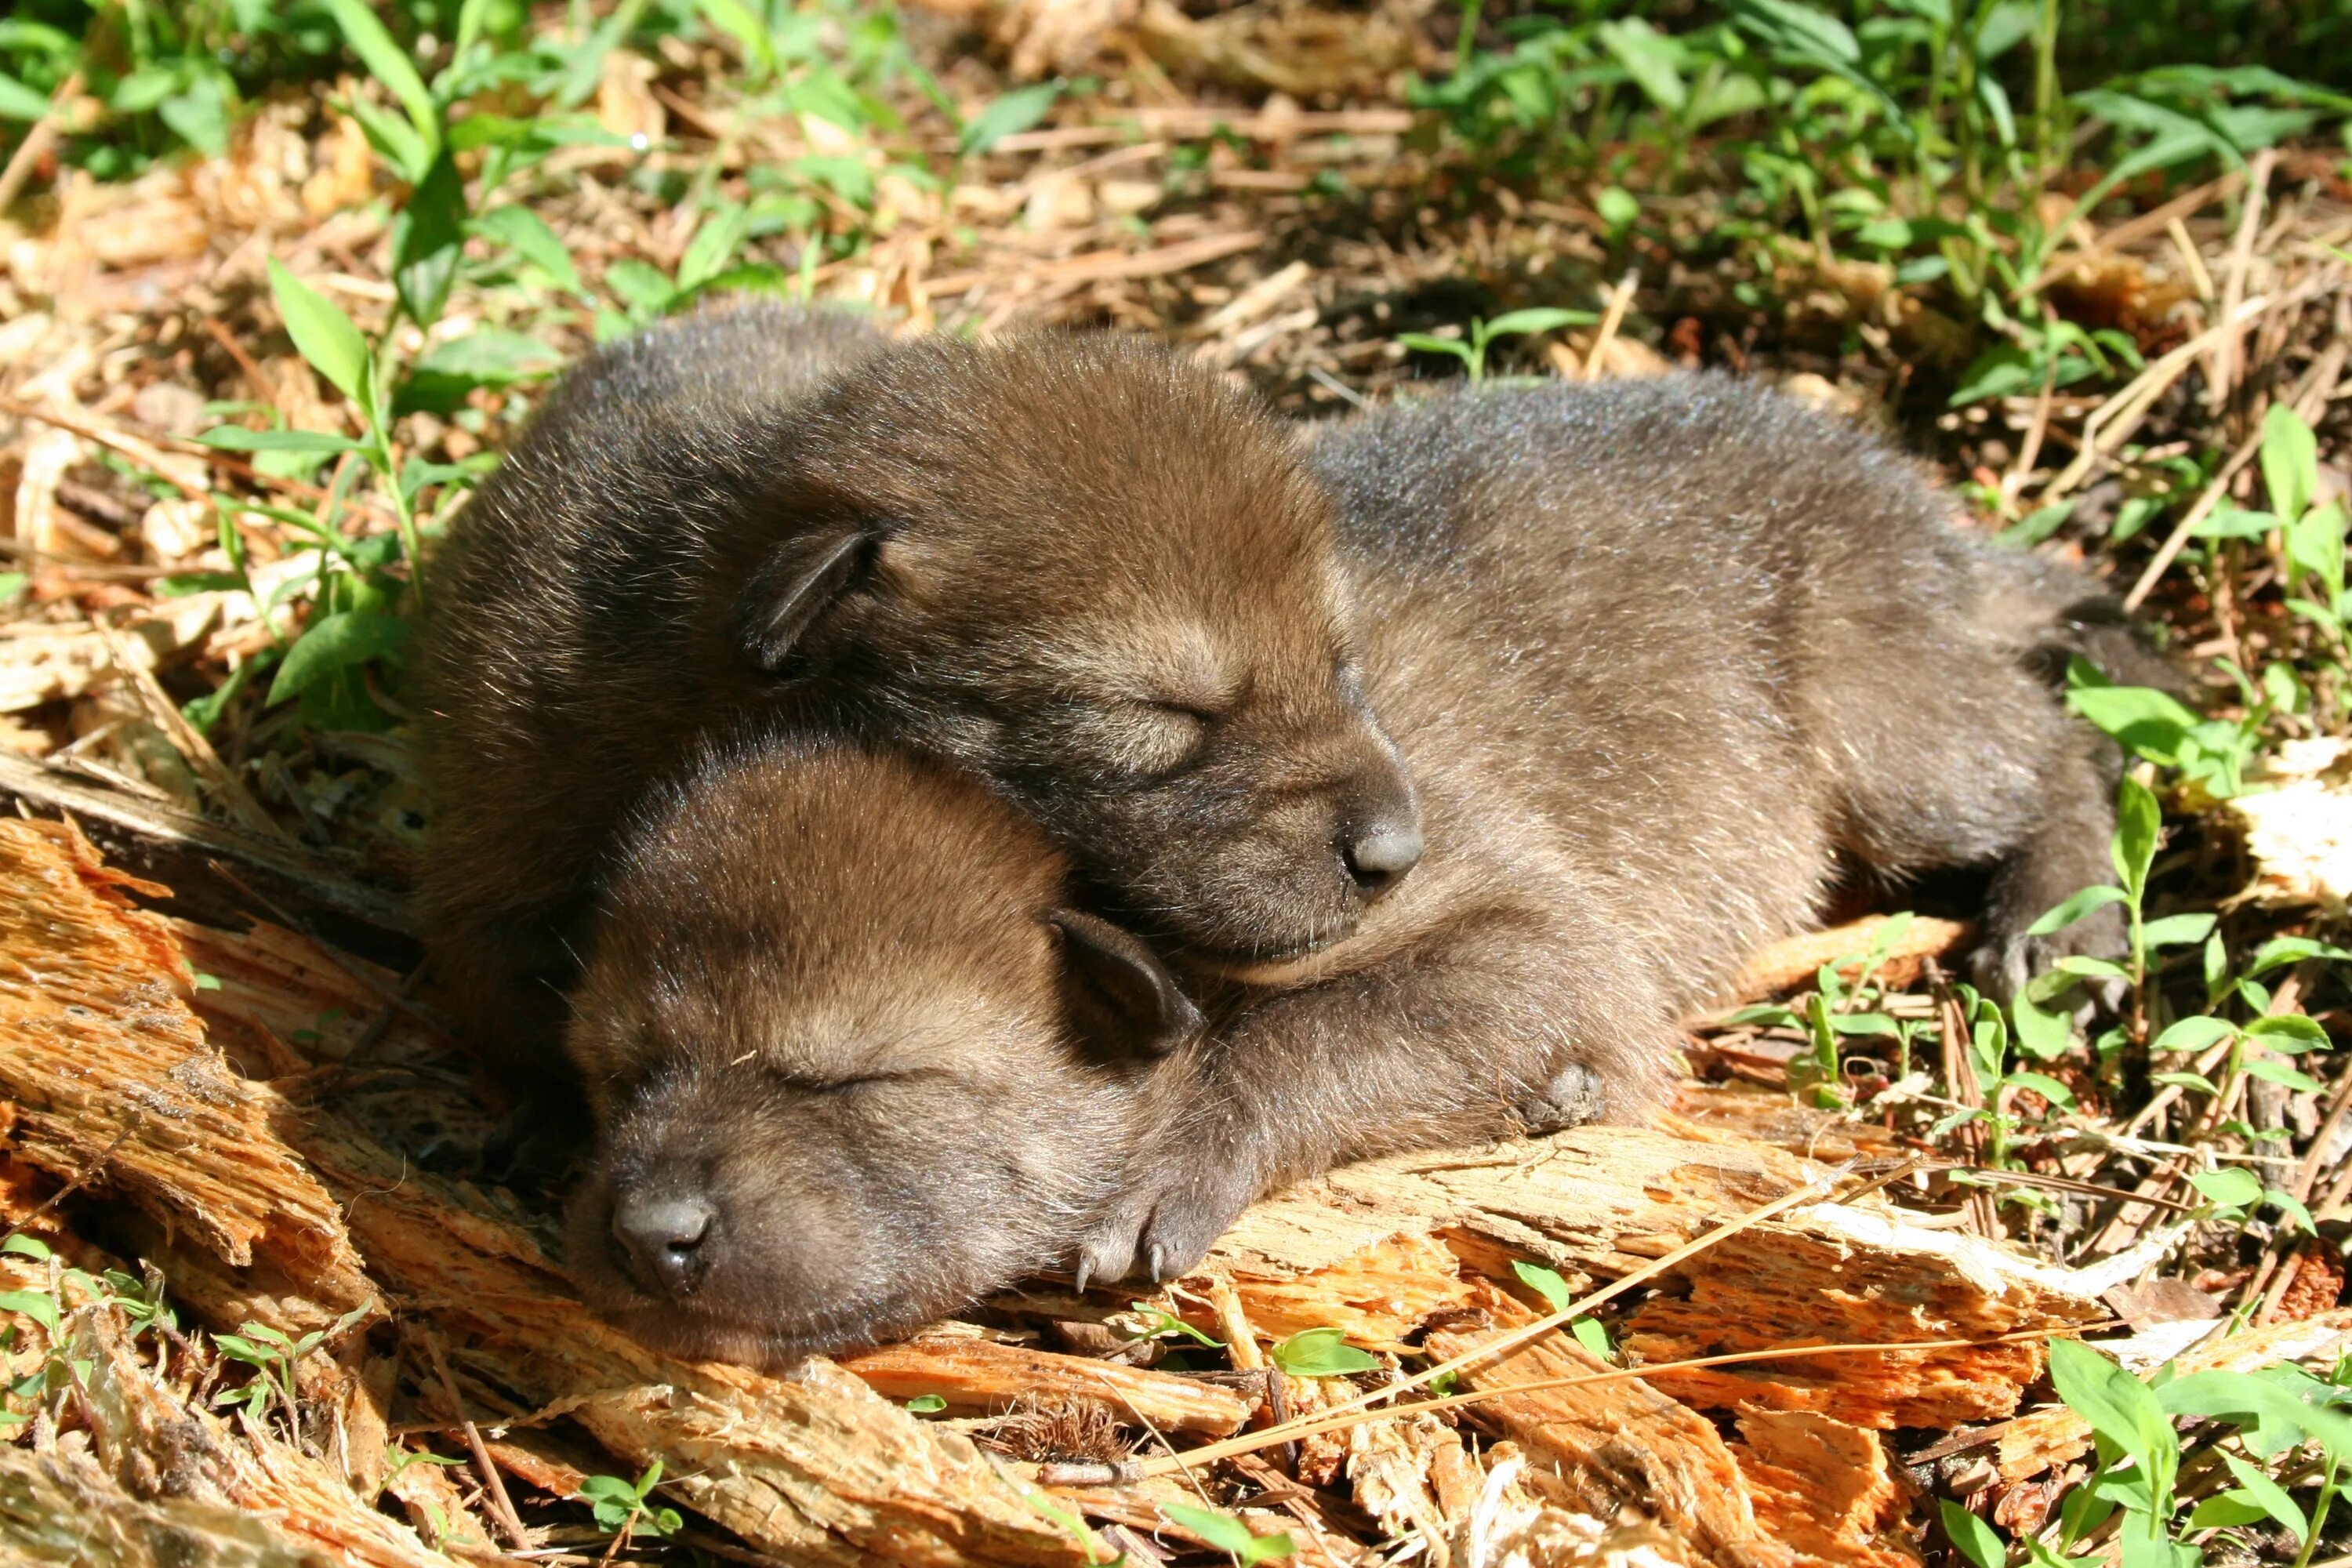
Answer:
[564,735,1196,1367]
[721,333,1420,963]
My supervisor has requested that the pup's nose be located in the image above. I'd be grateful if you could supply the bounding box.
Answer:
[1343,818,1422,897]
[612,1194,715,1297]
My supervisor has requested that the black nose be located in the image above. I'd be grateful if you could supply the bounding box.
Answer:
[1343,818,1423,897]
[611,1193,715,1297]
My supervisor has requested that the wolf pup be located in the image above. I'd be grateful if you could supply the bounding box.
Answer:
[1074,373,2152,1283]
[416,303,1416,1100]
[561,732,1191,1366]
[567,374,2155,1356]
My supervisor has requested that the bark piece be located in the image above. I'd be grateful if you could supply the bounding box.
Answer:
[1424,1284,1795,1568]
[66,1304,447,1568]
[837,1335,1251,1435]
[1730,1412,1917,1568]
[0,1447,328,1568]
[0,817,375,1329]
[1726,916,1970,1002]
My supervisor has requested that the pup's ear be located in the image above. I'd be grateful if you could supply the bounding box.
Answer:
[1050,909,1203,1058]
[733,528,877,673]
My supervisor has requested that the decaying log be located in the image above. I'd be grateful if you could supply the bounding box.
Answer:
[0,817,1106,1566]
[65,1304,446,1568]
[1726,916,1970,1003]
[1190,1127,2128,1430]
[0,817,376,1331]
[1424,1284,1819,1568]
[0,749,412,938]
[0,1447,327,1568]
[838,1335,1251,1435]
[1730,1412,1915,1568]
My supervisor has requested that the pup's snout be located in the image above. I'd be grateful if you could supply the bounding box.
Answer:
[612,1192,717,1297]
[1342,817,1422,895]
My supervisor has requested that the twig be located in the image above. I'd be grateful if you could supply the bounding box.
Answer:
[2209,149,2278,412]
[0,1116,140,1250]
[1123,1323,2100,1480]
[0,71,81,215]
[2022,170,2243,296]
[1582,267,1639,383]
[1152,1160,1875,1470]
[422,1332,533,1553]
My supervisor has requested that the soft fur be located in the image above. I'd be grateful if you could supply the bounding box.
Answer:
[416,303,1414,1096]
[1075,374,2143,1281]
[563,733,1182,1366]
[489,364,2154,1358]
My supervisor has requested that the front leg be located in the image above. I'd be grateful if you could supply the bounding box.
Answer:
[1078,910,1677,1285]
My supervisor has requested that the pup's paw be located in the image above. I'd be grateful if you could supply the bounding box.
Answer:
[1973,899,2130,1013]
[1073,1163,1258,1292]
[1517,1062,1607,1134]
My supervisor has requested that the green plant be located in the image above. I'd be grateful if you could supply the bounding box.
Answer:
[1398,308,1596,380]
[1160,1501,1294,1565]
[905,1392,947,1413]
[1268,1327,1380,1378]
[1510,1260,1613,1361]
[1127,1301,1224,1349]
[1725,912,1933,1110]
[577,1459,684,1540]
[2019,774,2214,1048]
[211,1304,371,1432]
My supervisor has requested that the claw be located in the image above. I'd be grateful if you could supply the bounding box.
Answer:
[1145,1241,1166,1283]
[1073,1257,1093,1297]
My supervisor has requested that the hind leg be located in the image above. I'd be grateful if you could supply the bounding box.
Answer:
[1799,629,2123,1004]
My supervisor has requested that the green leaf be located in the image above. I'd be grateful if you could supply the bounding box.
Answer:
[199,426,365,454]
[2047,1338,2170,1475]
[2067,685,2201,764]
[2111,776,2161,899]
[1127,1303,1222,1348]
[1482,308,1595,338]
[1160,1501,1294,1565]
[1595,186,1639,229]
[695,0,777,78]
[2261,403,2318,524]
[2152,1015,2234,1053]
[2187,1166,2262,1208]
[343,93,434,183]
[2185,1492,2270,1532]
[2244,1013,2328,1052]
[2242,1056,2323,1093]
[1730,0,1860,64]
[1269,1327,1381,1378]
[412,329,563,385]
[0,572,22,604]
[904,1393,946,1414]
[1397,332,1473,365]
[392,151,467,330]
[0,69,53,122]
[267,260,372,410]
[2011,986,2075,1061]
[2266,1189,2316,1234]
[268,612,411,704]
[468,205,583,296]
[1596,18,1686,112]
[160,77,232,158]
[325,0,441,151]
[2163,1368,2352,1464]
[960,81,1062,155]
[604,257,677,314]
[1,1235,51,1261]
[1569,1317,1616,1362]
[1512,1260,1574,1313]
[2151,1071,2218,1093]
[2140,913,2216,949]
[1939,1501,2005,1568]
[0,1290,58,1333]
[2002,1071,2077,1110]
[2247,935,2352,976]
[677,201,752,293]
